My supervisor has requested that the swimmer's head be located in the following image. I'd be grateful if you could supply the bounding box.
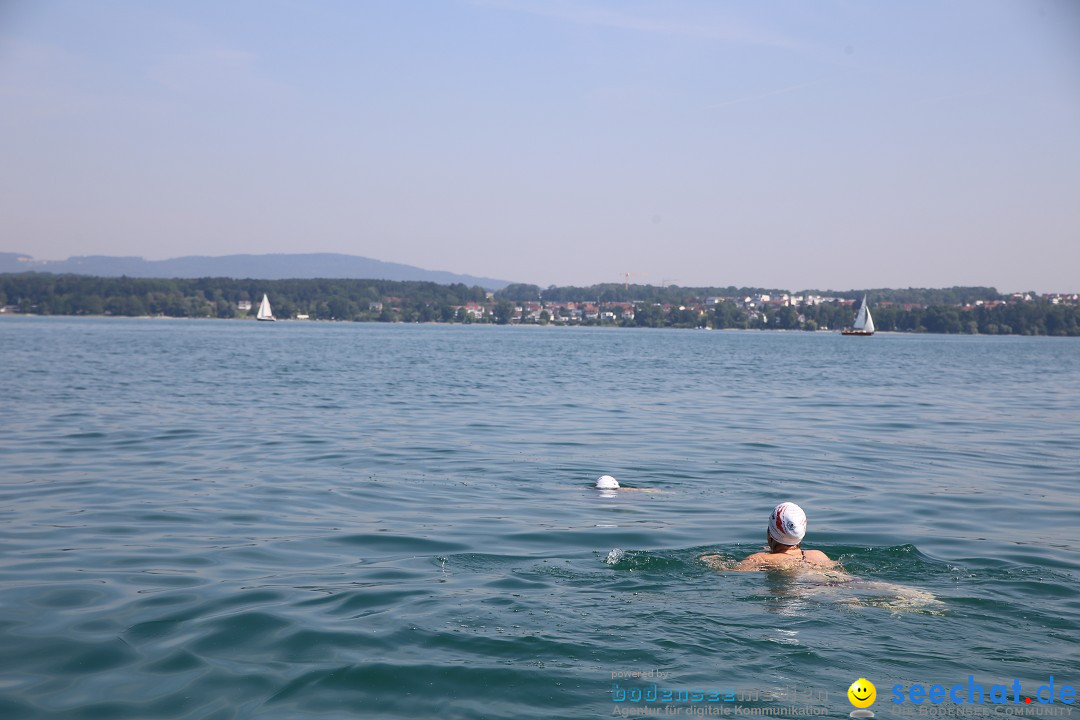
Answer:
[595,475,620,490]
[767,502,807,547]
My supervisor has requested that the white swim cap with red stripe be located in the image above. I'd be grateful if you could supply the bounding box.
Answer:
[768,502,807,545]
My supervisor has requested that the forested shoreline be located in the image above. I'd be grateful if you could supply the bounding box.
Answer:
[1,273,1077,336]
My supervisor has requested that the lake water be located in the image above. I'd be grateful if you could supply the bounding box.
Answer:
[2,317,1078,719]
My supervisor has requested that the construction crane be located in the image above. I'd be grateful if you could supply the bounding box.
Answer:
[622,272,645,290]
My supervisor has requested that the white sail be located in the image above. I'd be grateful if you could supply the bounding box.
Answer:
[256,294,275,321]
[852,296,874,333]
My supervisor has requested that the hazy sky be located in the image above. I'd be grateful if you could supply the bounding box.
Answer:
[1,1,1078,291]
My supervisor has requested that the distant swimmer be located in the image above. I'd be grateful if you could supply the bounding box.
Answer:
[701,502,835,571]
[593,475,663,494]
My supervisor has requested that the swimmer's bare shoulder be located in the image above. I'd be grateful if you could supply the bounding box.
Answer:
[730,552,783,571]
[727,550,835,572]
[700,552,765,571]
[802,549,832,566]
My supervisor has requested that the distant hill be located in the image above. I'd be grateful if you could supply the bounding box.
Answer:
[0,252,514,290]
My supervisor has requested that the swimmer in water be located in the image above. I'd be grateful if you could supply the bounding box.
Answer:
[593,475,663,494]
[700,503,942,611]
[702,502,835,571]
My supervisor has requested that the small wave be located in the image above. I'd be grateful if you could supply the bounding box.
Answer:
[600,548,702,573]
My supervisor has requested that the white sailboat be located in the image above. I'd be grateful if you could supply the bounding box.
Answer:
[256,294,275,322]
[841,295,874,336]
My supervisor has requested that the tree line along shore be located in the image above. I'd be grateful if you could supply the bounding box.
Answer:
[1,274,1078,336]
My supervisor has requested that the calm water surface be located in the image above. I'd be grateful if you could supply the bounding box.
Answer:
[2,318,1078,719]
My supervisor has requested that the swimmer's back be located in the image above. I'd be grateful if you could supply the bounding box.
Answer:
[731,548,833,572]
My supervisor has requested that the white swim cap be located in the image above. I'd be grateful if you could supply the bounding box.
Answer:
[768,502,807,545]
[595,475,620,490]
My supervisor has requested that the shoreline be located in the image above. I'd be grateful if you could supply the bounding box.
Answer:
[2,313,1074,338]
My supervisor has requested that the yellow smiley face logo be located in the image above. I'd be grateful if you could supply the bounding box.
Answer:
[848,678,877,709]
